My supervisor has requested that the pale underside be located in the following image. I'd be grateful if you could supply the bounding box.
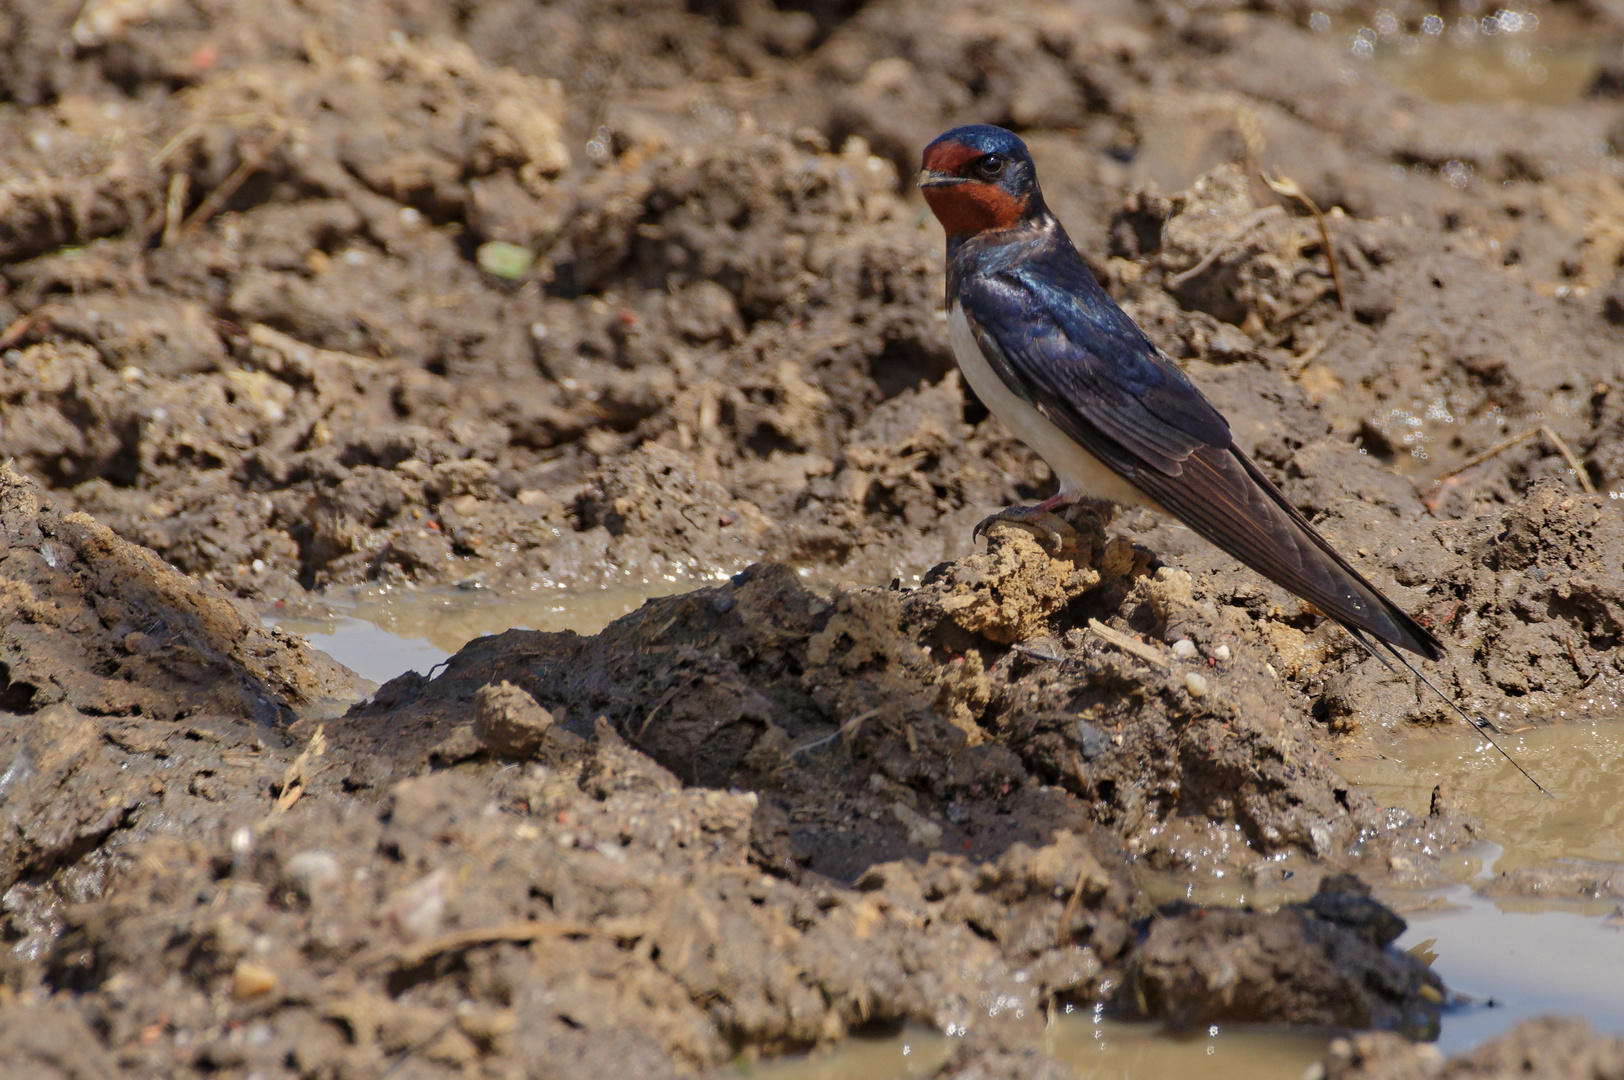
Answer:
[947,303,1154,510]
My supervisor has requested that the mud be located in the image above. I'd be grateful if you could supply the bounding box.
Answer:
[4,0,1624,1074]
[1321,1017,1624,1080]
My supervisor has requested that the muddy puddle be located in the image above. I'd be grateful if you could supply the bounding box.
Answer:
[750,718,1624,1077]
[1363,5,1611,106]
[1341,720,1624,871]
[271,574,722,682]
[755,1018,1329,1080]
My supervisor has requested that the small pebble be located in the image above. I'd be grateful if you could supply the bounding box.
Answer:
[1171,639,1197,660]
[1185,672,1208,698]
[893,802,943,848]
[232,961,278,1000]
[283,850,342,902]
[1212,644,1231,662]
[1074,720,1111,761]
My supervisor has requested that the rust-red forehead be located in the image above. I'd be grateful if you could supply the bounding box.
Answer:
[922,140,981,172]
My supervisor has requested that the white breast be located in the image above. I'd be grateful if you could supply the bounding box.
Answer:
[947,303,1148,508]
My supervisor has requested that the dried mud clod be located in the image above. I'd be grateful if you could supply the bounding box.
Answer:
[29,721,1135,1076]
[1125,875,1444,1040]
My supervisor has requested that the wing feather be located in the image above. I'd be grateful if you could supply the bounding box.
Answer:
[955,248,1443,660]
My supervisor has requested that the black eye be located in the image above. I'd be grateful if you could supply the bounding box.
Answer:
[976,154,1007,179]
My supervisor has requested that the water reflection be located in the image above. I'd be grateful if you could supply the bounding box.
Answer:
[748,1018,1329,1080]
[1338,719,1624,871]
[274,579,701,660]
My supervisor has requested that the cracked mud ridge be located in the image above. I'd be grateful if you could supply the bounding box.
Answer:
[3,0,1624,1077]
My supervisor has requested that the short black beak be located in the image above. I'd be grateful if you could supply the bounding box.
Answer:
[917,169,963,189]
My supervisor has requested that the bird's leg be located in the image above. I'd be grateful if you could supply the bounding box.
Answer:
[1058,495,1117,531]
[973,492,1072,550]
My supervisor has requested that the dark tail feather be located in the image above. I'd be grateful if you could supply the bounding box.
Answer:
[1343,628,1551,797]
[1129,444,1444,660]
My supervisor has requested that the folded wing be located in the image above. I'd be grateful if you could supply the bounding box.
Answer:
[958,260,1444,660]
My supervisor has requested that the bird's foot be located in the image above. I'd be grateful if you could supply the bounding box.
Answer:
[973,495,1073,551]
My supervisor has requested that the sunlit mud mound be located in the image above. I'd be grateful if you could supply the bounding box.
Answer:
[0,464,362,722]
[345,514,1479,886]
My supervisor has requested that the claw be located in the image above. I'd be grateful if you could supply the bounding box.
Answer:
[973,503,1073,552]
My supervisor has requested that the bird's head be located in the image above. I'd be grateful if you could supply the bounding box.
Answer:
[918,125,1044,239]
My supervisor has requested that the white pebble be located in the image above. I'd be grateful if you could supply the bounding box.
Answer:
[1213,644,1231,662]
[1185,673,1208,698]
[284,850,342,900]
[1172,639,1198,660]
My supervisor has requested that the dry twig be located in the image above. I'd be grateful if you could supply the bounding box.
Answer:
[0,313,46,349]
[791,707,881,757]
[178,122,291,239]
[161,171,190,247]
[380,920,605,971]
[1261,170,1348,314]
[1086,618,1170,670]
[268,725,325,817]
[1424,424,1595,510]
[1057,865,1092,948]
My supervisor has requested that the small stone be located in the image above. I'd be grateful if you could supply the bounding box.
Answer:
[944,800,970,825]
[893,801,943,848]
[711,593,735,614]
[455,1001,518,1043]
[1074,720,1111,761]
[123,631,158,655]
[1212,644,1231,662]
[385,868,448,941]
[283,850,342,902]
[1171,638,1198,660]
[232,961,278,1000]
[474,681,553,759]
[1185,672,1208,698]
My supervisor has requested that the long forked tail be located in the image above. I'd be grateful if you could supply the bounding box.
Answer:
[1343,628,1552,797]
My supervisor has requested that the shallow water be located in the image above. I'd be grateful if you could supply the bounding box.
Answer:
[749,1019,1328,1080]
[1339,721,1624,872]
[1358,5,1608,106]
[272,588,1624,1076]
[272,579,704,683]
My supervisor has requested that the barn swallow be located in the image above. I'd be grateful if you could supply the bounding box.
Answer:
[917,126,1555,793]
[918,124,1443,660]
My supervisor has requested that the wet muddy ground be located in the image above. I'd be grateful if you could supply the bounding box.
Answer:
[4,0,1624,1076]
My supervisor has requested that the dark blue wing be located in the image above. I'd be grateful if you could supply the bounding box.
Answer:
[957,258,1230,477]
